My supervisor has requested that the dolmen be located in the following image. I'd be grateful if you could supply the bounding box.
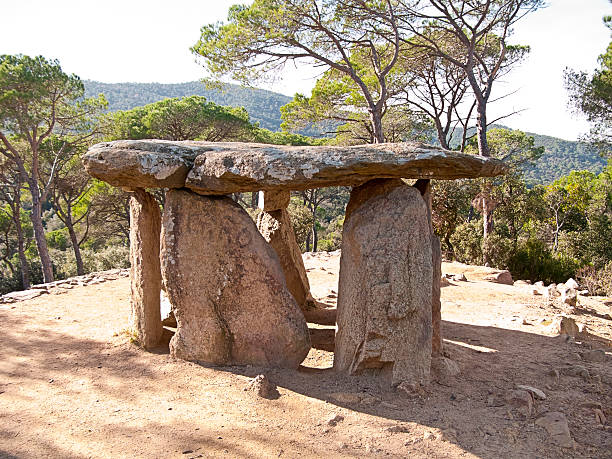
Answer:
[83,140,505,387]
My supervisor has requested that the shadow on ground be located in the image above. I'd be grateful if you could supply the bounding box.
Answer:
[1,303,610,459]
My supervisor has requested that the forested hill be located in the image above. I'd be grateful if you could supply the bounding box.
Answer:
[84,80,606,184]
[521,131,607,184]
[84,80,292,132]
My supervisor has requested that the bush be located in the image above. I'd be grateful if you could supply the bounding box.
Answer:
[482,233,514,269]
[507,238,581,284]
[83,245,130,272]
[450,221,483,265]
[577,261,612,296]
[46,228,69,250]
[0,269,21,295]
[317,216,343,252]
[288,200,313,251]
[50,245,130,280]
[50,248,77,279]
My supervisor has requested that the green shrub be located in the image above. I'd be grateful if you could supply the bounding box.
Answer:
[46,229,69,250]
[83,245,130,272]
[577,262,612,296]
[288,200,313,251]
[317,216,344,252]
[49,245,130,280]
[482,233,514,269]
[0,269,21,295]
[450,221,483,265]
[49,248,77,279]
[507,238,581,284]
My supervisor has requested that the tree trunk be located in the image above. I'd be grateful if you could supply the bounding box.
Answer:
[444,233,453,259]
[15,217,30,289]
[370,110,385,144]
[65,215,85,276]
[482,198,494,266]
[435,120,449,150]
[553,218,561,252]
[29,187,54,283]
[9,190,30,289]
[311,222,318,252]
[475,101,490,157]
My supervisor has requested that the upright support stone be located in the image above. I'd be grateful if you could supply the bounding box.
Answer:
[335,179,432,386]
[414,179,443,356]
[431,237,442,355]
[161,189,310,368]
[257,190,315,311]
[129,188,163,349]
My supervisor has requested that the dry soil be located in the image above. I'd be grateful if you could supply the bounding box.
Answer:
[1,252,611,458]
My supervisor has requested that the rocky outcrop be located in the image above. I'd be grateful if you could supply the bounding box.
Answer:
[334,180,432,387]
[161,189,311,368]
[129,189,163,349]
[83,140,507,193]
[256,191,314,311]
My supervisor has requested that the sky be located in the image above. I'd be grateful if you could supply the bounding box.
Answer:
[2,0,610,141]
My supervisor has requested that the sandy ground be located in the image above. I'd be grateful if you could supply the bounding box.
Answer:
[1,252,611,458]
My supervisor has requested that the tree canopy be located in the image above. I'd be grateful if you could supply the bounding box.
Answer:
[193,0,541,152]
[0,54,106,283]
[565,8,612,157]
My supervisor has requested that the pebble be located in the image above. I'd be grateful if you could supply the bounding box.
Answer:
[387,425,411,433]
[535,412,574,448]
[327,414,344,427]
[581,349,607,363]
[516,385,546,400]
[505,390,533,417]
[244,374,279,399]
[330,392,362,404]
[594,409,607,425]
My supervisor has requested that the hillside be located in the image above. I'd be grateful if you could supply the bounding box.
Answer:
[522,131,607,184]
[84,81,607,184]
[451,125,607,184]
[84,80,292,132]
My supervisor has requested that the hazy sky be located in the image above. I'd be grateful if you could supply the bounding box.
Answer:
[2,0,611,140]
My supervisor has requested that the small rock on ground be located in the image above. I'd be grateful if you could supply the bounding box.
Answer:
[581,349,607,363]
[516,385,546,400]
[505,389,533,417]
[327,414,344,427]
[535,412,574,448]
[244,374,280,400]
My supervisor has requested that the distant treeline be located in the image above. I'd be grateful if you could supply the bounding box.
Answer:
[84,81,606,184]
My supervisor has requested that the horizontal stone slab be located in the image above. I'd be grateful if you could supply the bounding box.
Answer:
[83,140,507,192]
[82,140,205,189]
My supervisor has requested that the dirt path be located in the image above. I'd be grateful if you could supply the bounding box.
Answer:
[1,253,611,458]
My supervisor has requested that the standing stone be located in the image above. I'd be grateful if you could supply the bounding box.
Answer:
[431,237,442,355]
[129,188,163,349]
[258,190,290,212]
[335,179,433,386]
[161,189,310,368]
[414,179,442,356]
[257,191,315,311]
